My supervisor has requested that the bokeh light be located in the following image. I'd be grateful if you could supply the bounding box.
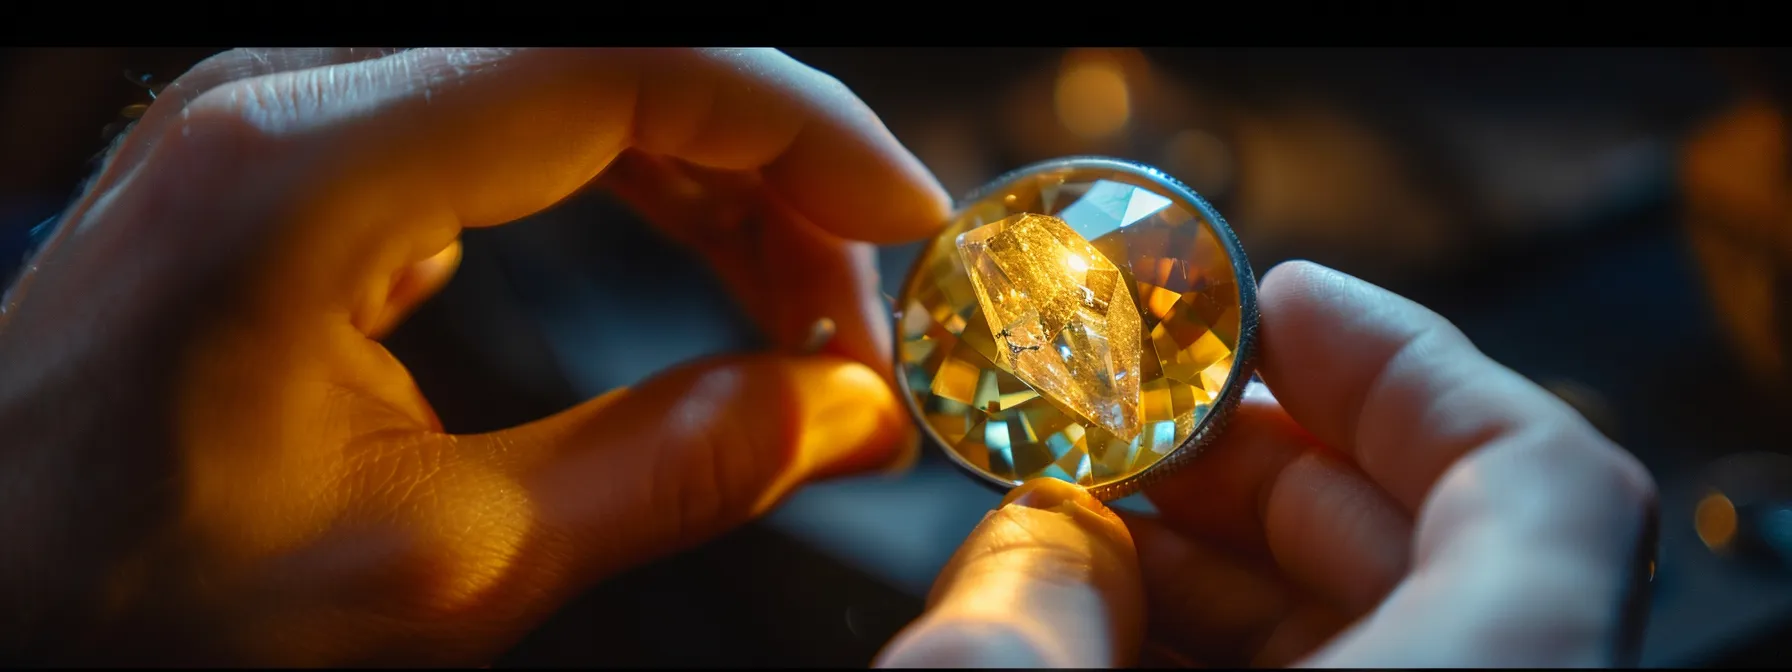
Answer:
[1054,49,1133,140]
[1697,491,1739,552]
[1161,128,1234,197]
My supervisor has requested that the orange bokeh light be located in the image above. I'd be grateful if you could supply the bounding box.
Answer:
[1054,50,1133,140]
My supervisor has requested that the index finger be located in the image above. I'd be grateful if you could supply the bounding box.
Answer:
[876,479,1145,668]
[174,47,949,245]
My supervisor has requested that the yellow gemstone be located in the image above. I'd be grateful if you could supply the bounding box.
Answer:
[957,213,1144,442]
[896,160,1247,492]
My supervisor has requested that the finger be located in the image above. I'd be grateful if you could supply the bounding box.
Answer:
[598,151,895,374]
[43,48,396,278]
[1303,435,1657,667]
[599,153,921,470]
[162,47,947,290]
[138,47,948,356]
[361,239,462,340]
[1120,513,1351,668]
[481,353,910,585]
[1144,383,1411,615]
[87,49,394,203]
[1257,261,1656,666]
[876,479,1144,668]
[1257,260,1617,511]
[1144,384,1319,558]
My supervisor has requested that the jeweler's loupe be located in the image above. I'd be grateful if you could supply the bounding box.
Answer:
[891,156,1259,501]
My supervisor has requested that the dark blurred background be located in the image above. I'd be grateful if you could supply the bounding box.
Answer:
[6,47,1792,667]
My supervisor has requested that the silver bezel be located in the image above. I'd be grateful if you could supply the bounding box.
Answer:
[890,156,1261,502]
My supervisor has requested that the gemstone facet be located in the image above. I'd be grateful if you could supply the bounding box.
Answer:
[895,158,1253,497]
[957,213,1144,442]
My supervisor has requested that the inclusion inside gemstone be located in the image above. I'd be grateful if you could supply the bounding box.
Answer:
[957,213,1144,442]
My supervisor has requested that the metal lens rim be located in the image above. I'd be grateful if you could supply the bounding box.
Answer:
[890,155,1260,502]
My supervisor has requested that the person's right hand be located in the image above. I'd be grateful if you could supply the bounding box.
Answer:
[875,260,1658,668]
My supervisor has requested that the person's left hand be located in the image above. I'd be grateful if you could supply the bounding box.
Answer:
[0,47,947,666]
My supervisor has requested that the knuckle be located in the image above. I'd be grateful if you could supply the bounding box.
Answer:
[183,60,368,142]
[167,48,266,96]
[666,433,728,540]
[169,77,295,159]
[720,362,807,491]
[163,49,330,113]
[661,363,805,537]
[170,65,353,168]
[196,76,299,134]
[725,405,802,504]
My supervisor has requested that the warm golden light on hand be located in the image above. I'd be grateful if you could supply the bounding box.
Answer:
[0,47,947,666]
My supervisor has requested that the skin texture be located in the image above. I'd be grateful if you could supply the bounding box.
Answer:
[877,261,1659,668]
[0,47,1657,668]
[0,47,947,666]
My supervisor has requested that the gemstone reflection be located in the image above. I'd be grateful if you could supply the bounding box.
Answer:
[897,162,1246,491]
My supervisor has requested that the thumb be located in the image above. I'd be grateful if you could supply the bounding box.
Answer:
[488,353,915,584]
[875,479,1145,668]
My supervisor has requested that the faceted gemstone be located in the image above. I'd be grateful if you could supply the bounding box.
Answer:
[957,213,1144,442]
[897,165,1244,489]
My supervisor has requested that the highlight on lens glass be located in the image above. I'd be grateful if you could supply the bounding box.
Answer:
[892,156,1259,500]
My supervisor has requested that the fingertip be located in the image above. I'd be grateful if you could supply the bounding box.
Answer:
[1258,259,1361,327]
[889,477,1144,668]
[1000,478,1138,564]
[749,53,952,246]
[661,48,952,246]
[1260,258,1335,289]
[1252,257,1455,445]
[1258,258,1451,350]
[1258,258,1317,294]
[881,149,956,236]
[512,353,921,580]
[766,128,953,245]
[1001,477,1129,534]
[1000,476,1097,508]
[787,356,914,480]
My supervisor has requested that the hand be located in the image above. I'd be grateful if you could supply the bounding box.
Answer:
[0,47,948,666]
[876,261,1658,668]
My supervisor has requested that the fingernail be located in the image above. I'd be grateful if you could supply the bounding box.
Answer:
[1000,477,1102,514]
